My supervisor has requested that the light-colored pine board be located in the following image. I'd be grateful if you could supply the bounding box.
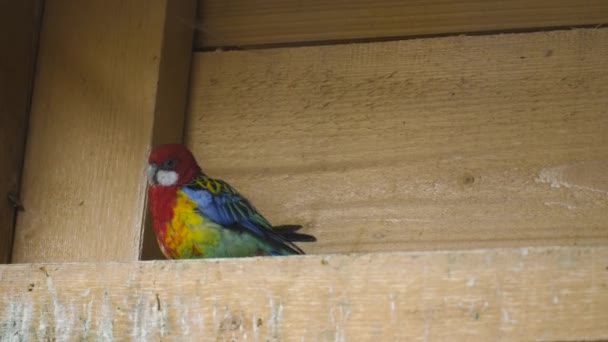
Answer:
[196,0,608,47]
[0,247,607,340]
[186,28,608,255]
[0,1,43,263]
[140,0,198,261]
[11,0,196,263]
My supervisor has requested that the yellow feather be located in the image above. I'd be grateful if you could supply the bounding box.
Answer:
[163,190,220,257]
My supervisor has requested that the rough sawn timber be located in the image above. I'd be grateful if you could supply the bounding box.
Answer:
[11,0,196,263]
[1,246,607,340]
[195,0,608,47]
[186,28,608,255]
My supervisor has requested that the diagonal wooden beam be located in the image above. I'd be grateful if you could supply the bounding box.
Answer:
[11,0,196,263]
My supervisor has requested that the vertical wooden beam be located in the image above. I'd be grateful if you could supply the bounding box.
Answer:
[0,1,43,263]
[11,0,196,263]
[141,0,198,260]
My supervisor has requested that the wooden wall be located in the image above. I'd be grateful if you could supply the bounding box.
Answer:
[1,1,608,340]
[0,1,43,263]
[4,0,605,262]
[185,28,608,255]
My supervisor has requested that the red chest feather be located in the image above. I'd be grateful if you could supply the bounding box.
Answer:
[148,185,178,236]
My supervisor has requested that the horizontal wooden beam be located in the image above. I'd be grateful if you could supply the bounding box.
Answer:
[1,246,607,340]
[185,28,608,255]
[196,0,608,47]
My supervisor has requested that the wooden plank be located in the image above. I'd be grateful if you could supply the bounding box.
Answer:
[0,1,43,263]
[11,0,196,263]
[195,0,608,47]
[141,0,198,261]
[0,246,607,340]
[186,28,608,255]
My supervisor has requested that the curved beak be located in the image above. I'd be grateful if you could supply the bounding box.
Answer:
[147,163,158,185]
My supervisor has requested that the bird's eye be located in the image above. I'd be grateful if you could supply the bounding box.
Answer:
[162,158,176,169]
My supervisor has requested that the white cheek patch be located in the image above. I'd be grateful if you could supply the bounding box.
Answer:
[156,170,179,186]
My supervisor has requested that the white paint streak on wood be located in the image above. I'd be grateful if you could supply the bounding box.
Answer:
[466,277,476,287]
[384,218,431,223]
[45,272,75,340]
[252,313,259,341]
[536,162,608,195]
[80,298,93,340]
[79,288,90,297]
[174,297,190,336]
[211,298,219,336]
[326,286,351,342]
[96,291,114,341]
[191,296,204,338]
[130,293,145,339]
[389,292,396,323]
[501,308,510,323]
[36,299,47,341]
[159,295,170,338]
[544,202,577,210]
[2,293,33,340]
[20,298,34,341]
[266,293,284,341]
[335,296,351,342]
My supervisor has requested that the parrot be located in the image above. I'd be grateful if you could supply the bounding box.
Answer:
[147,143,315,259]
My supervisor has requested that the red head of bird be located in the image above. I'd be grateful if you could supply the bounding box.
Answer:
[147,144,202,187]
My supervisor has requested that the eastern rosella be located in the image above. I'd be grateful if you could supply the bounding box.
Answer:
[147,144,315,259]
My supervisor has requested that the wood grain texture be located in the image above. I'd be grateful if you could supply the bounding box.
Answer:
[11,0,196,263]
[140,0,197,261]
[196,0,608,47]
[186,28,608,255]
[0,246,607,340]
[0,1,43,263]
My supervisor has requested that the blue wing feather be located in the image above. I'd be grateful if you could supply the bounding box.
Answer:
[180,178,270,238]
[180,174,307,255]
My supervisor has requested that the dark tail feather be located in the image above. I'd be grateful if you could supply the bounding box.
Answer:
[281,232,317,242]
[272,225,303,233]
[272,224,317,242]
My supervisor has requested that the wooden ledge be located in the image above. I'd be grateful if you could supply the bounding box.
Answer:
[1,246,607,340]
